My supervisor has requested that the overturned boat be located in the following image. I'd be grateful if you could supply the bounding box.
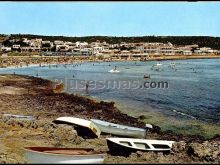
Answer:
[91,119,151,138]
[53,117,101,139]
[106,138,175,156]
[24,147,105,164]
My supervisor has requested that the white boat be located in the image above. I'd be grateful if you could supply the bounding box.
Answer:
[108,69,120,73]
[24,147,105,164]
[106,138,175,156]
[90,119,150,138]
[53,117,101,138]
[156,62,162,66]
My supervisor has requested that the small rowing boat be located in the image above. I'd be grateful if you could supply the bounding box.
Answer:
[24,147,105,164]
[106,138,175,156]
[91,119,150,138]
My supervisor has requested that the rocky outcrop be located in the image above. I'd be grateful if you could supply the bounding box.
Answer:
[187,141,220,162]
[46,124,84,147]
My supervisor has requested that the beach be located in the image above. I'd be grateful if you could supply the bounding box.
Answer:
[0,74,219,163]
[1,54,220,68]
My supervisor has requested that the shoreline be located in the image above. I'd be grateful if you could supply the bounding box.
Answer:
[147,54,220,61]
[0,54,220,68]
[93,96,220,139]
[0,74,220,163]
[1,73,219,140]
[1,57,220,138]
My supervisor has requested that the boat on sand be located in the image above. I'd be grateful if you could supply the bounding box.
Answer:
[24,147,105,164]
[106,138,175,156]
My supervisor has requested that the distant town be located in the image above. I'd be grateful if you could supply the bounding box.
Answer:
[0,34,220,61]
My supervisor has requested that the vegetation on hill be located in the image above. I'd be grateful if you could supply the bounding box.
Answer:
[2,34,220,50]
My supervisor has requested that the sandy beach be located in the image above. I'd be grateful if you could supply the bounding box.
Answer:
[0,54,220,68]
[0,74,219,163]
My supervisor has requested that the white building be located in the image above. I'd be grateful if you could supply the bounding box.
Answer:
[29,39,42,51]
[75,41,88,48]
[54,40,64,45]
[194,47,213,54]
[56,45,69,52]
[93,46,104,55]
[80,48,93,55]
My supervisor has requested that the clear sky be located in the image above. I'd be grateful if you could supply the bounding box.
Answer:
[0,2,220,37]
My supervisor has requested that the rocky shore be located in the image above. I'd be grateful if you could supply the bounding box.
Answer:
[0,74,219,163]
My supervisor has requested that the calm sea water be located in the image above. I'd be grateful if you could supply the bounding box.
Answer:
[1,58,220,124]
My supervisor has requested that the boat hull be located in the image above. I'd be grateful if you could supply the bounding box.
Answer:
[91,119,146,138]
[107,139,138,157]
[106,138,174,157]
[25,149,105,164]
[53,117,101,139]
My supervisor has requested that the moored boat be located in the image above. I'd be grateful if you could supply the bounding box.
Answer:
[106,138,175,156]
[143,74,150,79]
[24,147,105,164]
[90,119,149,138]
[108,66,120,73]
[53,117,101,138]
[156,62,162,66]
[108,69,120,73]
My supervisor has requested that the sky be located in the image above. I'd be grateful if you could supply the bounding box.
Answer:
[0,2,220,37]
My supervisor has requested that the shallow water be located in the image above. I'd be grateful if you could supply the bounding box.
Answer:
[0,59,220,124]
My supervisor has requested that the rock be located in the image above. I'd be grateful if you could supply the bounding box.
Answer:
[48,124,84,146]
[136,151,144,157]
[138,115,146,120]
[172,141,187,153]
[149,124,161,133]
[187,141,220,162]
[42,122,58,133]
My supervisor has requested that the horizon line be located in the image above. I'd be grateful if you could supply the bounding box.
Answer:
[2,33,220,38]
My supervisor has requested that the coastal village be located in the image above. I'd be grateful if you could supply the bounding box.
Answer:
[1,35,220,69]
[1,35,220,60]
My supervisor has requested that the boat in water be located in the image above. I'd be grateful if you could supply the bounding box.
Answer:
[156,62,162,66]
[108,66,120,73]
[106,138,175,156]
[143,74,150,79]
[90,119,151,138]
[24,147,105,164]
[108,69,120,73]
[151,62,163,71]
[53,117,101,138]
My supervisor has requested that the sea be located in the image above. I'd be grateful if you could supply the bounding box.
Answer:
[0,58,220,124]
